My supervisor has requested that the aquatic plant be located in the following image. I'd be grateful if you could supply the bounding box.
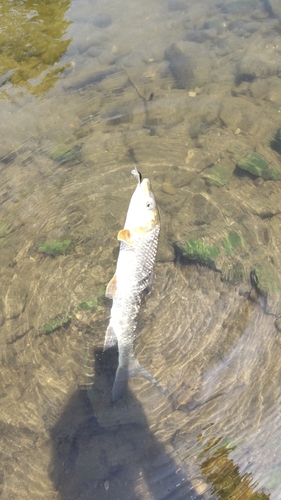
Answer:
[0,222,12,238]
[204,162,233,187]
[0,0,71,97]
[221,230,246,255]
[40,297,100,335]
[237,152,281,180]
[200,438,270,499]
[181,230,246,266]
[182,239,220,267]
[50,144,82,164]
[38,239,73,257]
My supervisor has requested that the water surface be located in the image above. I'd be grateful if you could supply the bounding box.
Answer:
[1,0,281,498]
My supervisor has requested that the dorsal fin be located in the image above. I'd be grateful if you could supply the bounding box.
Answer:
[105,274,117,299]
[117,229,133,245]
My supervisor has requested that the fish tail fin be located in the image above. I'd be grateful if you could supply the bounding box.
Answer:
[112,357,164,402]
[103,325,117,351]
[112,365,129,402]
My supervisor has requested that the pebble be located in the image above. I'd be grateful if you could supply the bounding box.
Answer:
[93,14,112,28]
[162,182,176,194]
[185,149,195,163]
[188,91,196,97]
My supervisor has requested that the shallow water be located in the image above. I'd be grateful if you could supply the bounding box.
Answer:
[1,0,281,498]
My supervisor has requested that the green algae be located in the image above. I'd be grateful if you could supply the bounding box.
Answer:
[237,152,281,180]
[204,162,233,187]
[50,144,82,164]
[254,265,281,297]
[0,0,71,97]
[181,230,246,270]
[0,222,12,238]
[40,297,100,336]
[221,230,246,255]
[200,438,270,499]
[182,239,220,267]
[38,239,73,257]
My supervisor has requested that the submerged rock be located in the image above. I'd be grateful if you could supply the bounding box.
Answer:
[203,161,234,187]
[264,0,281,18]
[178,229,247,278]
[38,239,73,257]
[93,14,112,28]
[164,43,195,90]
[270,128,281,155]
[50,144,82,165]
[237,151,281,180]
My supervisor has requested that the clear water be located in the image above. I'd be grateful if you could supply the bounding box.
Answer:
[1,0,281,498]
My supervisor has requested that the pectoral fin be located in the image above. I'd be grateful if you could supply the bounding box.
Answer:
[105,274,117,299]
[117,229,133,245]
[103,325,117,350]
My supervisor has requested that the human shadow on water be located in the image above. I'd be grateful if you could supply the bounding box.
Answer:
[48,346,205,500]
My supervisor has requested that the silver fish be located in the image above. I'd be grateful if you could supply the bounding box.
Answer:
[104,167,161,401]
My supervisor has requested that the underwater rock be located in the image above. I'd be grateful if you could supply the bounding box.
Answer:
[164,43,195,90]
[264,0,281,18]
[236,42,281,84]
[0,151,17,164]
[50,144,82,165]
[93,14,112,28]
[167,0,187,11]
[177,229,248,281]
[203,161,234,187]
[38,239,73,257]
[270,128,281,154]
[237,151,281,180]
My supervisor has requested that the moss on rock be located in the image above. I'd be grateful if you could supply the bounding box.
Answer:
[38,239,73,257]
[237,151,281,180]
[204,162,233,187]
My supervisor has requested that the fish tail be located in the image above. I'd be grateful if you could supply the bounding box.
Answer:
[112,357,164,402]
[112,365,129,402]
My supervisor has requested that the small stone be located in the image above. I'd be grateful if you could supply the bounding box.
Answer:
[104,480,110,491]
[234,128,241,135]
[162,182,176,195]
[93,14,112,28]
[188,91,196,97]
[185,149,195,163]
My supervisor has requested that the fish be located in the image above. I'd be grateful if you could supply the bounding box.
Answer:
[104,167,162,401]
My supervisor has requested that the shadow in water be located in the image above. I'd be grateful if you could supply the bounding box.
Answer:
[48,347,205,500]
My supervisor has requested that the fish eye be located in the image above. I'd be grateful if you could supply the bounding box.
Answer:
[146,200,154,210]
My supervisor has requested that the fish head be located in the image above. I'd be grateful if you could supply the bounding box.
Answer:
[124,171,159,234]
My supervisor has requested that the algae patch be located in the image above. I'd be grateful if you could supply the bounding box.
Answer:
[203,161,233,187]
[200,438,270,499]
[40,297,101,336]
[221,230,246,255]
[237,151,281,180]
[180,230,246,271]
[182,239,220,268]
[38,239,73,257]
[0,222,13,238]
[50,144,82,165]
